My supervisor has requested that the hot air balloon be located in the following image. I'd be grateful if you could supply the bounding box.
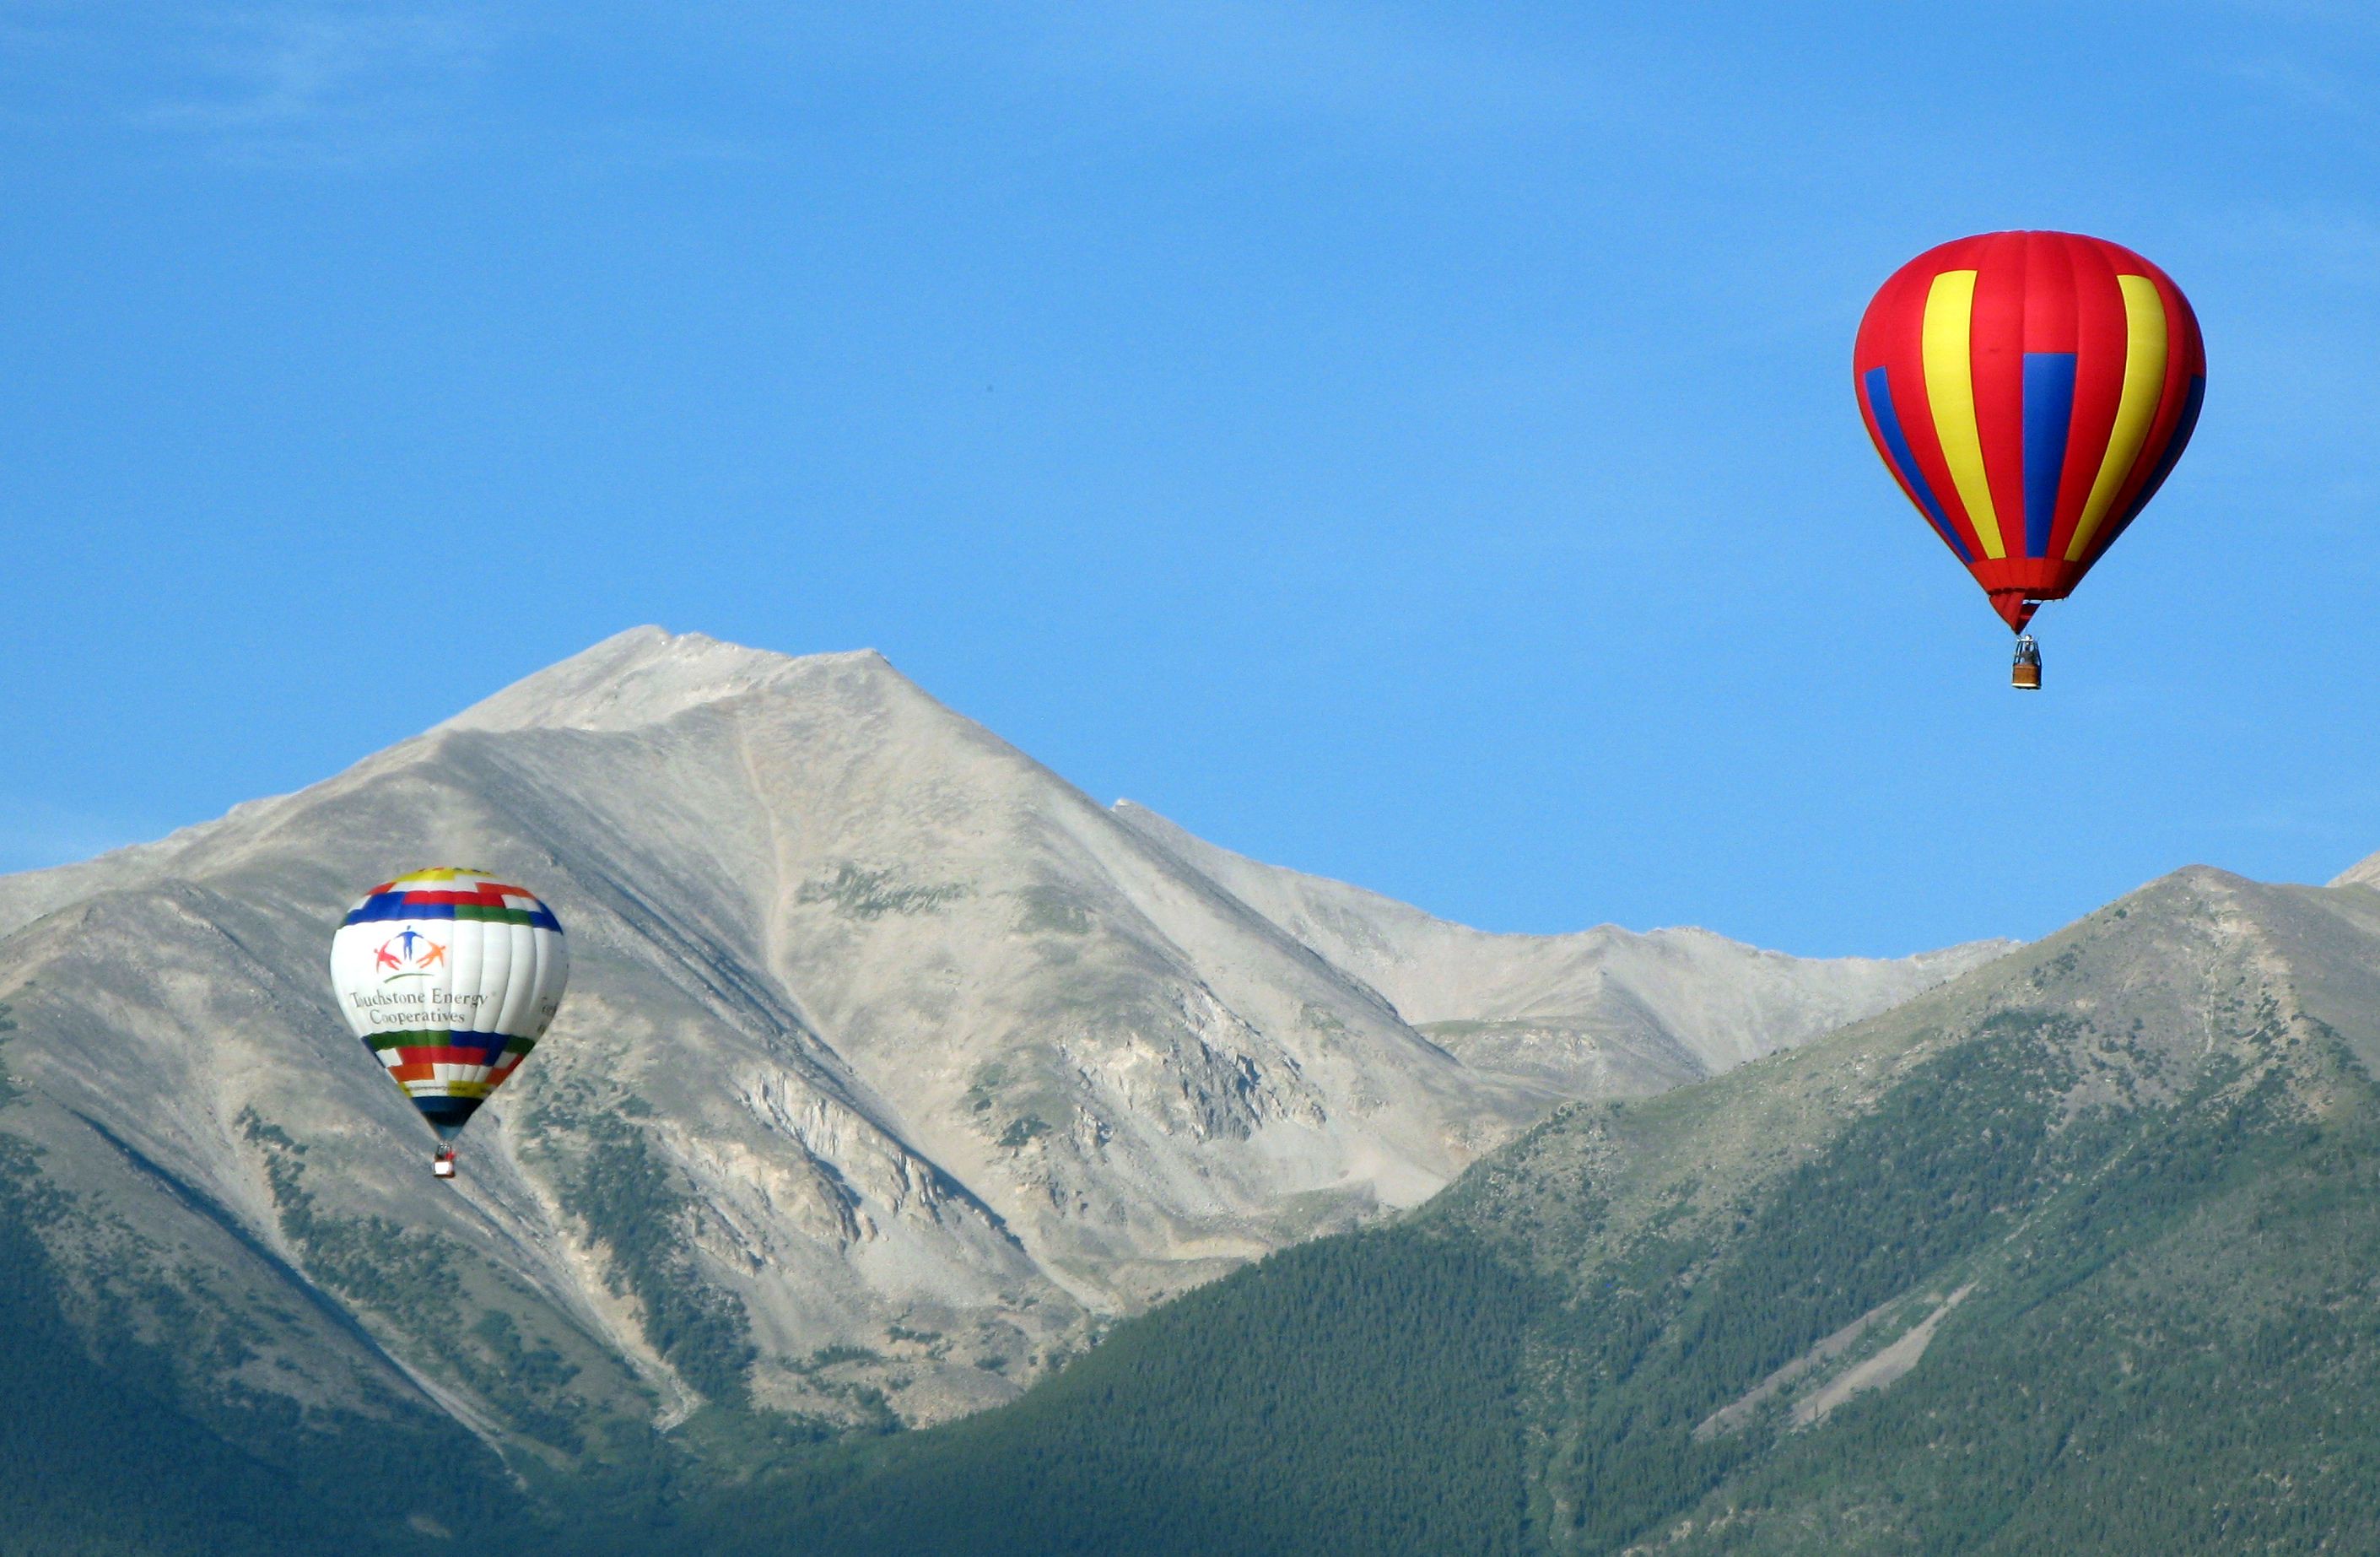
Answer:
[329,868,568,1178]
[1854,231,2205,688]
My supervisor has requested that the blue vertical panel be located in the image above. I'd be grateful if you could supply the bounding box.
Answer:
[2021,352,2079,559]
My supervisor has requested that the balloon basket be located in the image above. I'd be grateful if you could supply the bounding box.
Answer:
[432,1149,457,1181]
[2010,634,2043,691]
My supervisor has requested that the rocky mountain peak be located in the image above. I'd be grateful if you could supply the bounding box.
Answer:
[0,629,2011,1453]
[440,627,908,736]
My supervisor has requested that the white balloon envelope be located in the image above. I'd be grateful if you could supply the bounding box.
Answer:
[328,868,568,1176]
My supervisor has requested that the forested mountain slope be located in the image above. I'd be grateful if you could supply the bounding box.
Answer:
[660,864,2380,1555]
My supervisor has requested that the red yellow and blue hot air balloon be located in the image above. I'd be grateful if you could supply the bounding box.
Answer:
[1854,231,2205,688]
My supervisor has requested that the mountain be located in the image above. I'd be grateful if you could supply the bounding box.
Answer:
[1117,803,1994,1094]
[691,862,2380,1555]
[0,625,2000,1483]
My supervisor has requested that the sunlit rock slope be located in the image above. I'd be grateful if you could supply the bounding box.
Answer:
[0,628,2004,1455]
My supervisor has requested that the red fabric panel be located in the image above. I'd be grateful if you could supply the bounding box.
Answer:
[2050,235,2130,565]
[2021,233,2078,354]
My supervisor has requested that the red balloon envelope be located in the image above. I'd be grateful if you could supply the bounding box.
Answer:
[1854,230,2205,631]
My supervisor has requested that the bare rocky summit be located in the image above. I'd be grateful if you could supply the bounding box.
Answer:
[0,628,2009,1452]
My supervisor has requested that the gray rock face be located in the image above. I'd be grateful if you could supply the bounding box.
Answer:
[0,628,2008,1449]
[2331,851,2380,891]
[1114,803,2010,1095]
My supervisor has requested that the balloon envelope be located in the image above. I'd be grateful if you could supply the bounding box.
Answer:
[328,869,568,1141]
[1854,230,2205,630]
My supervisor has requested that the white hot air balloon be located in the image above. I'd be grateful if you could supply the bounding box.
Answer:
[328,868,569,1178]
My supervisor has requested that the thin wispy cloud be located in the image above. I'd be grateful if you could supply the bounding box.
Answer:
[143,2,508,162]
[2199,0,2380,120]
[2219,52,2362,115]
[1017,0,1606,139]
[8,1,1607,170]
[8,0,774,169]
[2204,202,2380,295]
[2207,0,2380,27]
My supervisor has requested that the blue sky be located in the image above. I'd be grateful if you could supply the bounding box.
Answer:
[4,1,2377,955]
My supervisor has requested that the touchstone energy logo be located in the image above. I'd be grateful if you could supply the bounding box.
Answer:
[372,927,449,982]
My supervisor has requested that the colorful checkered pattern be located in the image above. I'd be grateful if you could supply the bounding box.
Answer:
[329,868,569,1139]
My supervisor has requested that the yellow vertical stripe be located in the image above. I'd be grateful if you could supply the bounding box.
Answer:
[2064,274,2170,561]
[1920,270,2004,560]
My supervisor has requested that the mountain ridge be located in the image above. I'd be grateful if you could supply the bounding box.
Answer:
[2330,849,2380,890]
[0,626,2007,1462]
[1113,797,2012,1090]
